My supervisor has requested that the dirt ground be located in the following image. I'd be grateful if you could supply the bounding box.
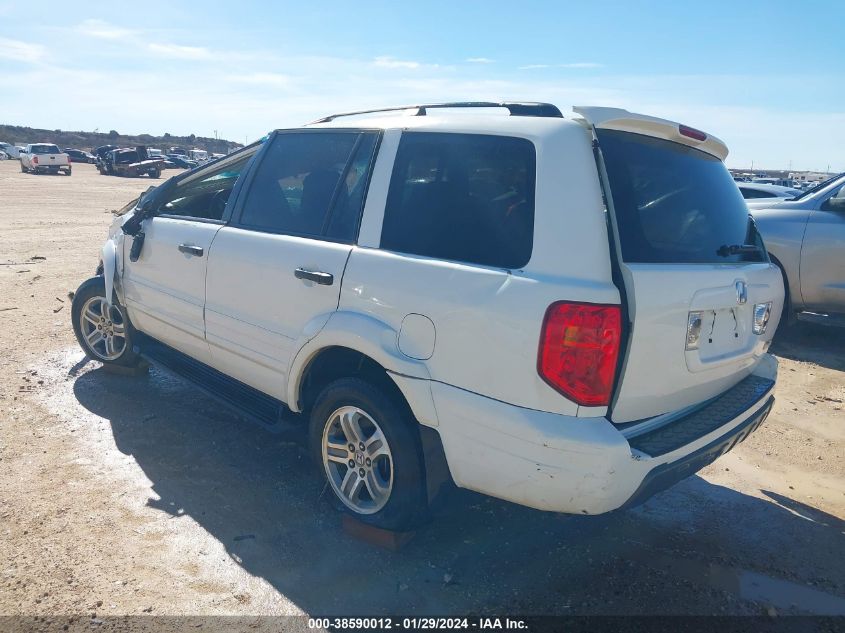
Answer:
[1,160,843,623]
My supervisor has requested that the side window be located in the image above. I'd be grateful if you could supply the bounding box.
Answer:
[822,185,845,211]
[740,188,772,199]
[380,132,536,269]
[237,132,363,238]
[158,152,255,221]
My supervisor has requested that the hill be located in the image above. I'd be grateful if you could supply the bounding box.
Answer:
[0,124,242,154]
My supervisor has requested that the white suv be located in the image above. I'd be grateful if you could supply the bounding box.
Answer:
[72,102,782,530]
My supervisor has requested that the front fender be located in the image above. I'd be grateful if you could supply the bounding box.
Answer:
[286,310,434,414]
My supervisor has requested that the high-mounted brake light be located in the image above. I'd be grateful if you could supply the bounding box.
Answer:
[679,124,707,142]
[538,302,622,407]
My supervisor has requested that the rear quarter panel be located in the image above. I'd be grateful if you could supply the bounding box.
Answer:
[338,122,619,417]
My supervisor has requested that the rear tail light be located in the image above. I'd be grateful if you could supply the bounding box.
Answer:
[32,156,38,165]
[686,311,703,350]
[67,156,71,163]
[538,302,622,407]
[753,302,772,335]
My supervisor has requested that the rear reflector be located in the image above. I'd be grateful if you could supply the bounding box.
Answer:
[679,124,707,142]
[538,302,622,407]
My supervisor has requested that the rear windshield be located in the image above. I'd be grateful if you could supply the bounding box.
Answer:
[599,130,764,264]
[31,145,60,154]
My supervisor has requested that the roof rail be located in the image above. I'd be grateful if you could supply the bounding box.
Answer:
[309,101,563,124]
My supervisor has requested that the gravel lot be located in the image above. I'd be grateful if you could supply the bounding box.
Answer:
[1,160,843,621]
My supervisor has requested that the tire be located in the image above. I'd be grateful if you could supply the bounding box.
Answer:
[149,168,161,179]
[20,162,26,173]
[71,276,140,367]
[309,377,428,531]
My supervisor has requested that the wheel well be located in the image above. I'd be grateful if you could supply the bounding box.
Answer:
[768,253,795,321]
[298,346,454,503]
[298,347,407,416]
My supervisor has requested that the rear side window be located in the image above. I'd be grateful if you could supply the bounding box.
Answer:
[238,132,367,239]
[599,130,764,264]
[381,132,535,269]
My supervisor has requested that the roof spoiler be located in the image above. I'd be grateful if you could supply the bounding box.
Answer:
[573,106,729,161]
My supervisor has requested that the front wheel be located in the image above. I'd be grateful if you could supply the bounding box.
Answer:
[309,378,428,531]
[71,277,140,367]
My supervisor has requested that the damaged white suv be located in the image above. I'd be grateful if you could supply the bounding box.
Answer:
[72,103,781,530]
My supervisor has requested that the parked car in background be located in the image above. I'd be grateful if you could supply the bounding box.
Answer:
[97,147,164,178]
[71,103,781,531]
[20,144,71,175]
[738,183,802,200]
[165,154,198,169]
[751,173,845,325]
[0,142,21,159]
[188,148,209,163]
[0,150,8,160]
[64,149,96,164]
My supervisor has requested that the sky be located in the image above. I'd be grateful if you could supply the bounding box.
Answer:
[0,0,843,171]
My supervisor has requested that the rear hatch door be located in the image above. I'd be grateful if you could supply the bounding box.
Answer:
[576,107,782,423]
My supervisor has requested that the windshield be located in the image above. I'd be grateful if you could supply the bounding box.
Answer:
[599,129,765,264]
[790,173,845,201]
[31,145,60,154]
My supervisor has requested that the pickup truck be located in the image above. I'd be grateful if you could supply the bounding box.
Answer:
[98,147,163,178]
[20,143,72,175]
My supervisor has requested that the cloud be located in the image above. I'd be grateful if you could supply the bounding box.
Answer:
[558,62,603,69]
[466,57,494,64]
[147,43,214,60]
[226,72,290,86]
[0,37,46,63]
[373,56,421,69]
[520,62,603,70]
[76,19,134,40]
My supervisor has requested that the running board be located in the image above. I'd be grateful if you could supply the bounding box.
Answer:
[133,333,301,434]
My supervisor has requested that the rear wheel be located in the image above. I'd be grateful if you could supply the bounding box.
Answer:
[309,377,428,531]
[149,168,161,179]
[20,163,26,173]
[71,277,140,367]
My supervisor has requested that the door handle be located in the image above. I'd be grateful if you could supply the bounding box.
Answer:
[178,244,204,257]
[294,268,334,285]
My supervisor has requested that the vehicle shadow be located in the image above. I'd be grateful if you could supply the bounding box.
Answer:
[70,365,845,616]
[771,319,845,372]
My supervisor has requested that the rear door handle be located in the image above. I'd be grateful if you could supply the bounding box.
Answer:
[294,268,333,285]
[178,244,204,257]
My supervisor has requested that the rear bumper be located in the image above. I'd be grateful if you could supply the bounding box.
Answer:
[429,354,777,514]
[33,165,69,171]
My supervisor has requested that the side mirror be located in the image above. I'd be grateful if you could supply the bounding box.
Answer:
[822,196,845,212]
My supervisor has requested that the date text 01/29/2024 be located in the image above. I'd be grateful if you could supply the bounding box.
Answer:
[307,617,528,630]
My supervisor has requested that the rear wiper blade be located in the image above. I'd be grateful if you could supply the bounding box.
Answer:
[716,243,762,257]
